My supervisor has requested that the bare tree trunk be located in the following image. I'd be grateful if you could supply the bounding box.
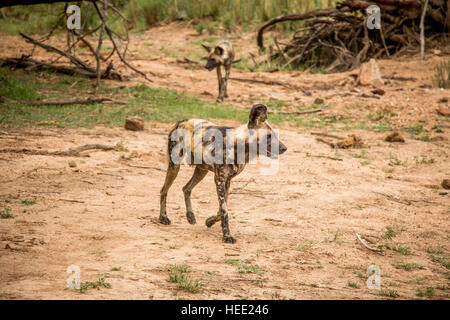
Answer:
[420,0,429,59]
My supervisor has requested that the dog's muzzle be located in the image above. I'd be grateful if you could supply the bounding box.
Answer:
[205,60,218,71]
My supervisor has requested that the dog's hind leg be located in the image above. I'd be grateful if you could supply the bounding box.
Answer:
[159,163,180,225]
[205,178,230,228]
[182,166,208,224]
[223,65,230,98]
[207,173,235,243]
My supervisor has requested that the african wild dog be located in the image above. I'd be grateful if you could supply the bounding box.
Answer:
[202,40,234,103]
[159,104,287,243]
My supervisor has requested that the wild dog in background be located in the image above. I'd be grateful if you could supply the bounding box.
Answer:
[202,40,234,102]
[159,104,287,243]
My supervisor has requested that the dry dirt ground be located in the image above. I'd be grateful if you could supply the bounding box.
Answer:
[0,23,449,299]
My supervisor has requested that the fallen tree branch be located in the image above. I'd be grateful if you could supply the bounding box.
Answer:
[8,97,113,106]
[270,109,322,115]
[307,154,343,161]
[229,77,299,90]
[311,132,345,139]
[0,56,122,79]
[0,143,121,157]
[59,198,85,203]
[373,191,411,205]
[356,233,384,254]
[229,191,266,199]
[125,163,165,172]
[315,137,338,148]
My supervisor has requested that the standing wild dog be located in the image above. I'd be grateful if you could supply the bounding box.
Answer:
[202,40,234,102]
[159,104,287,243]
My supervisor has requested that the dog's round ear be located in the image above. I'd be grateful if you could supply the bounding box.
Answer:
[248,104,268,129]
[214,46,224,56]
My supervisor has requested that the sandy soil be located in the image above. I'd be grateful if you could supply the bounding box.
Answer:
[0,23,449,300]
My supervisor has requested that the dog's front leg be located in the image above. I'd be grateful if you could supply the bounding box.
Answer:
[213,174,235,243]
[216,65,225,102]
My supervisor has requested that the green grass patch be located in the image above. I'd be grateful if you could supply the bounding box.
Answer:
[416,287,435,298]
[380,289,399,298]
[430,255,450,269]
[426,248,443,255]
[414,156,434,164]
[226,259,263,274]
[0,67,249,128]
[406,124,424,136]
[21,199,37,205]
[388,152,406,166]
[394,263,424,271]
[0,208,15,219]
[383,226,400,240]
[391,245,412,255]
[347,281,360,289]
[0,66,346,130]
[79,277,111,293]
[168,264,203,293]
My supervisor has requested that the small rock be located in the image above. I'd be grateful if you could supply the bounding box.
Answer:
[313,97,325,105]
[437,105,450,117]
[384,132,405,143]
[125,116,144,131]
[68,160,77,168]
[437,97,448,104]
[303,91,312,96]
[442,179,450,190]
[371,88,385,96]
[358,59,384,87]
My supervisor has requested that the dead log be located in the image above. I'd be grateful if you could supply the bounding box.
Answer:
[0,143,121,157]
[270,109,322,115]
[0,55,122,80]
[229,77,299,90]
[8,97,113,106]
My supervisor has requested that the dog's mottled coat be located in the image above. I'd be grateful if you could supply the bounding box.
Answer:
[159,104,287,243]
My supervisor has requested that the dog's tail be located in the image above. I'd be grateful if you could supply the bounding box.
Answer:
[165,119,188,168]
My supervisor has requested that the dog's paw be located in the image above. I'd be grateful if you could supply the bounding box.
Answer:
[159,215,171,225]
[186,211,196,225]
[216,97,224,103]
[223,235,236,244]
[205,216,219,228]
